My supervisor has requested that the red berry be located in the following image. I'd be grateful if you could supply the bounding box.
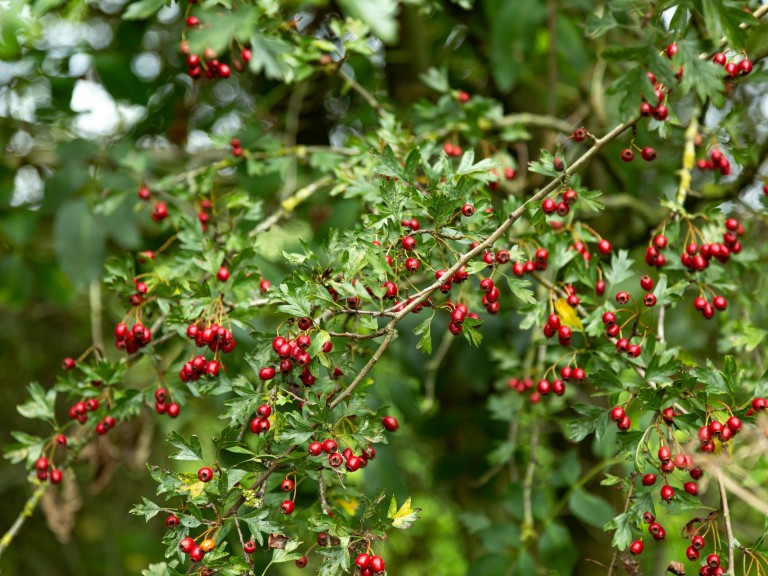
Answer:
[280,500,295,514]
[190,546,205,562]
[461,204,475,217]
[309,442,323,456]
[658,446,671,462]
[295,555,307,568]
[726,416,741,433]
[346,456,362,471]
[355,553,371,568]
[660,484,674,501]
[641,147,657,161]
[370,556,385,573]
[62,357,76,370]
[244,540,257,554]
[280,478,294,492]
[179,537,195,553]
[684,481,699,495]
[167,402,180,418]
[739,59,753,75]
[621,148,634,162]
[692,535,705,550]
[186,16,200,27]
[259,366,276,380]
[597,239,611,254]
[707,554,721,568]
[653,105,669,121]
[666,43,678,58]
[610,406,625,422]
[401,235,416,250]
[541,198,556,214]
[165,514,179,528]
[629,540,644,555]
[382,416,399,431]
[713,52,726,66]
[687,546,700,561]
[642,473,656,486]
[640,275,653,290]
[198,467,214,482]
[217,266,230,281]
[643,293,657,307]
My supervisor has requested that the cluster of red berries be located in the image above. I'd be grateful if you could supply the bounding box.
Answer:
[249,404,272,434]
[696,148,732,176]
[153,388,180,418]
[180,354,222,381]
[178,534,216,563]
[129,277,148,307]
[697,414,742,453]
[541,188,578,219]
[229,137,243,158]
[67,396,116,435]
[712,51,753,78]
[609,405,631,432]
[308,436,376,472]
[354,552,386,575]
[620,145,657,163]
[446,302,481,334]
[644,234,669,268]
[114,322,152,353]
[186,322,237,353]
[679,233,741,274]
[511,248,548,277]
[259,323,323,386]
[442,142,463,157]
[543,313,572,346]
[183,49,232,80]
[572,238,612,264]
[34,456,63,484]
[197,198,213,231]
[435,265,469,295]
[639,69,670,121]
[151,201,168,222]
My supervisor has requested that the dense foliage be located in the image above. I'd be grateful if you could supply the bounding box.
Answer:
[3,1,768,575]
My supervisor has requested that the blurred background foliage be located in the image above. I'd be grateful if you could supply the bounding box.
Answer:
[2,0,768,575]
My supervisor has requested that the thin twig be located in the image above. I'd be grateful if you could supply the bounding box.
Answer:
[338,67,385,114]
[521,420,540,543]
[248,176,333,238]
[231,513,255,573]
[318,472,331,516]
[0,484,47,557]
[717,469,736,576]
[607,474,636,576]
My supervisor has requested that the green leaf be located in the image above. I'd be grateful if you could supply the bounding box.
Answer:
[413,313,433,354]
[605,250,634,286]
[644,354,679,385]
[567,404,609,442]
[17,382,55,422]
[568,489,615,528]
[123,0,165,20]
[240,509,281,546]
[167,432,203,461]
[604,512,632,550]
[505,277,537,305]
[337,0,399,44]
[53,200,105,289]
[250,32,292,81]
[420,67,450,93]
[130,497,162,521]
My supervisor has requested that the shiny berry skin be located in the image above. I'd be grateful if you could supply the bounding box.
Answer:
[295,556,307,568]
[643,293,657,307]
[56,434,67,446]
[629,540,644,555]
[259,366,276,380]
[660,484,674,501]
[50,469,63,484]
[616,291,629,304]
[621,148,635,162]
[405,257,420,273]
[752,397,767,411]
[328,453,344,467]
[179,537,195,553]
[244,540,257,554]
[687,546,700,561]
[309,442,323,456]
[707,554,721,568]
[692,535,705,550]
[542,198,556,214]
[617,415,631,432]
[642,473,656,486]
[739,59,753,75]
[666,43,678,58]
[552,379,565,395]
[602,311,617,325]
[280,500,295,514]
[281,478,294,492]
[597,239,611,254]
[198,467,214,482]
[713,52,726,66]
[726,416,741,433]
[653,105,668,121]
[461,204,474,217]
[690,467,703,480]
[167,402,180,418]
[370,556,386,573]
[709,420,723,436]
[257,404,272,419]
[563,188,578,205]
[382,416,399,431]
[713,296,727,310]
[641,147,657,161]
[62,357,76,370]
[165,514,179,528]
[684,481,699,495]
[401,235,416,250]
[190,546,205,562]
[610,406,625,422]
[345,456,363,471]
[355,554,371,569]
[658,446,671,462]
[640,275,653,291]
[322,438,338,454]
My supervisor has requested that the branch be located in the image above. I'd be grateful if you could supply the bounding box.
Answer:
[338,67,385,114]
[717,469,736,576]
[231,513,256,573]
[607,474,636,576]
[0,484,47,557]
[317,473,331,516]
[248,175,333,238]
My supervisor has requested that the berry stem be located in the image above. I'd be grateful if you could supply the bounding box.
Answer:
[716,469,736,576]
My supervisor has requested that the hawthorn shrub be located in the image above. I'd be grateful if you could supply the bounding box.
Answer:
[2,1,768,576]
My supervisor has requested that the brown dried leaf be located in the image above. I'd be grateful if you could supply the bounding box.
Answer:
[667,561,686,575]
[40,474,82,544]
[268,533,289,549]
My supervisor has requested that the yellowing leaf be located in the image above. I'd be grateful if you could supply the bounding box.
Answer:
[553,298,583,330]
[387,496,421,529]
[182,479,206,498]
[333,497,359,515]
